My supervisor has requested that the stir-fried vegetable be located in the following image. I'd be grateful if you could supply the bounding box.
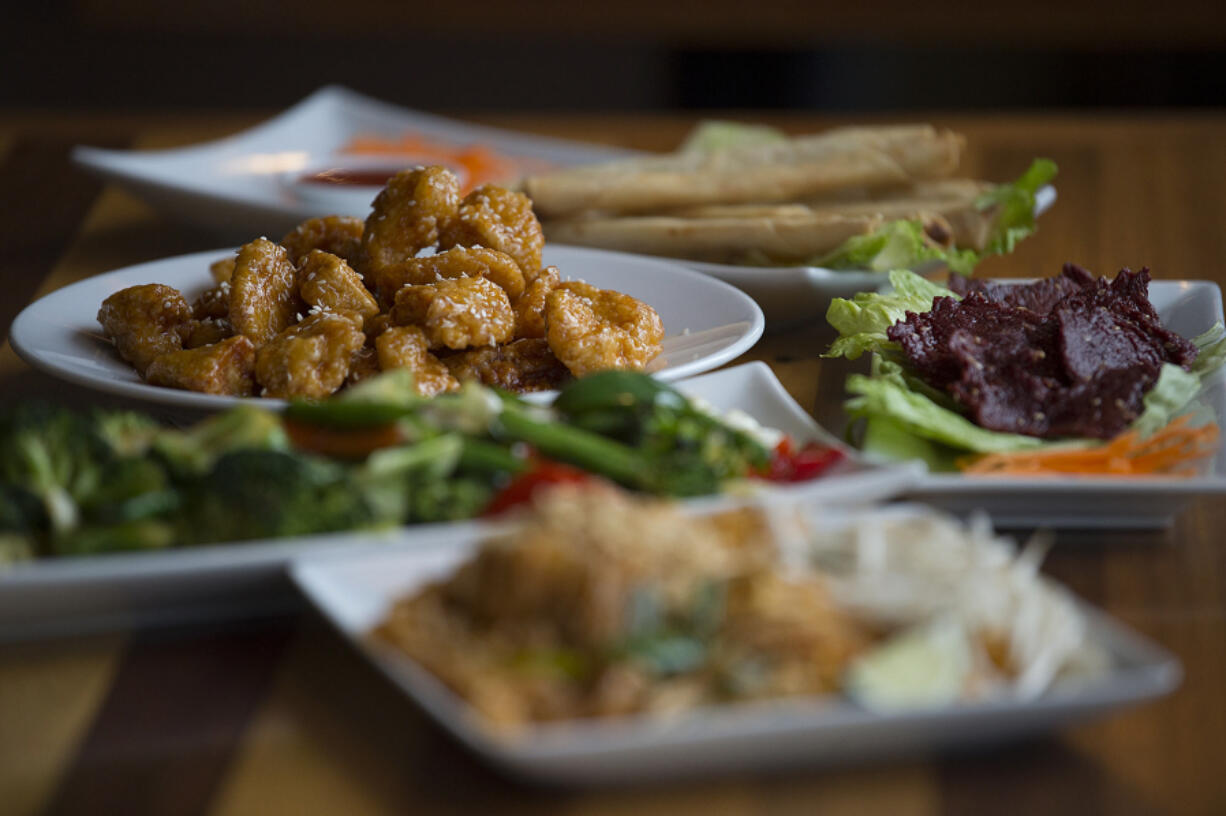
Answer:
[0,371,843,561]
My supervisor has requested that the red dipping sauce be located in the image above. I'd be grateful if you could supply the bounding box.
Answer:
[300,168,399,187]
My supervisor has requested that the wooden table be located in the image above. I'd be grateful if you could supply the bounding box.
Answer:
[2,110,1225,816]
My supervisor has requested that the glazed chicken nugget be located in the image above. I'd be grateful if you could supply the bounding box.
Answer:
[376,326,460,396]
[545,281,664,377]
[229,238,301,347]
[297,250,380,318]
[373,246,526,304]
[390,276,514,350]
[193,281,231,321]
[363,312,393,345]
[513,265,560,340]
[209,257,236,284]
[146,335,256,396]
[363,166,461,299]
[97,283,192,375]
[440,184,544,278]
[280,215,364,266]
[319,308,366,332]
[346,345,381,387]
[179,317,232,349]
[443,338,570,393]
[254,312,365,399]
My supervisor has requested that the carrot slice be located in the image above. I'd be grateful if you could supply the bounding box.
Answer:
[958,416,1220,477]
[283,417,406,460]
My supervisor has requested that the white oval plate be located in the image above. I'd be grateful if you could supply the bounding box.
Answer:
[9,245,765,412]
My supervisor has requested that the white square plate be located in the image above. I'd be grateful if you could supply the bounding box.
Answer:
[290,503,1179,786]
[0,363,917,640]
[72,86,638,240]
[877,279,1226,528]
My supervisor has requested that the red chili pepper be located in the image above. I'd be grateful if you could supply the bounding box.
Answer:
[483,461,594,516]
[762,438,846,483]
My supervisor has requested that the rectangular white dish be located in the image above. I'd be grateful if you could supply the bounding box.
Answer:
[0,362,918,640]
[290,503,1179,785]
[873,279,1226,528]
[72,85,637,240]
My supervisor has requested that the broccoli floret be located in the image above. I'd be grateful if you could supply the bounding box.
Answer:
[0,483,45,532]
[80,458,179,525]
[420,381,512,435]
[0,405,186,557]
[406,477,493,524]
[155,405,288,476]
[54,520,176,557]
[0,405,112,534]
[179,449,375,544]
[353,434,466,524]
[93,411,161,458]
[0,484,43,563]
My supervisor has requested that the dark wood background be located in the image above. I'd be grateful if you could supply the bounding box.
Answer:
[6,1,1226,112]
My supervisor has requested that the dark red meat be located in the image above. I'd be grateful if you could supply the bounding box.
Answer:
[948,263,1096,315]
[889,267,1197,439]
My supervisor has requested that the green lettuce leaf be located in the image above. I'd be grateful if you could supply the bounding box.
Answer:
[845,359,1054,462]
[860,415,963,472]
[849,349,1223,470]
[812,158,1057,275]
[816,219,980,276]
[974,158,1058,256]
[1130,324,1226,437]
[825,270,957,360]
[1131,364,1205,438]
[678,121,788,154]
[1191,322,1226,378]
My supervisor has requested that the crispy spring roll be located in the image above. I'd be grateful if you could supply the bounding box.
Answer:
[543,212,886,265]
[661,179,998,251]
[521,125,965,219]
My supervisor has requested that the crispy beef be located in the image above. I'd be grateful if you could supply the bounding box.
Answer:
[891,293,1055,391]
[890,267,1197,439]
[948,263,1096,315]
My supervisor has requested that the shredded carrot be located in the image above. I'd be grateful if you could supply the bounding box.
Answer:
[958,416,1220,477]
[340,132,545,193]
